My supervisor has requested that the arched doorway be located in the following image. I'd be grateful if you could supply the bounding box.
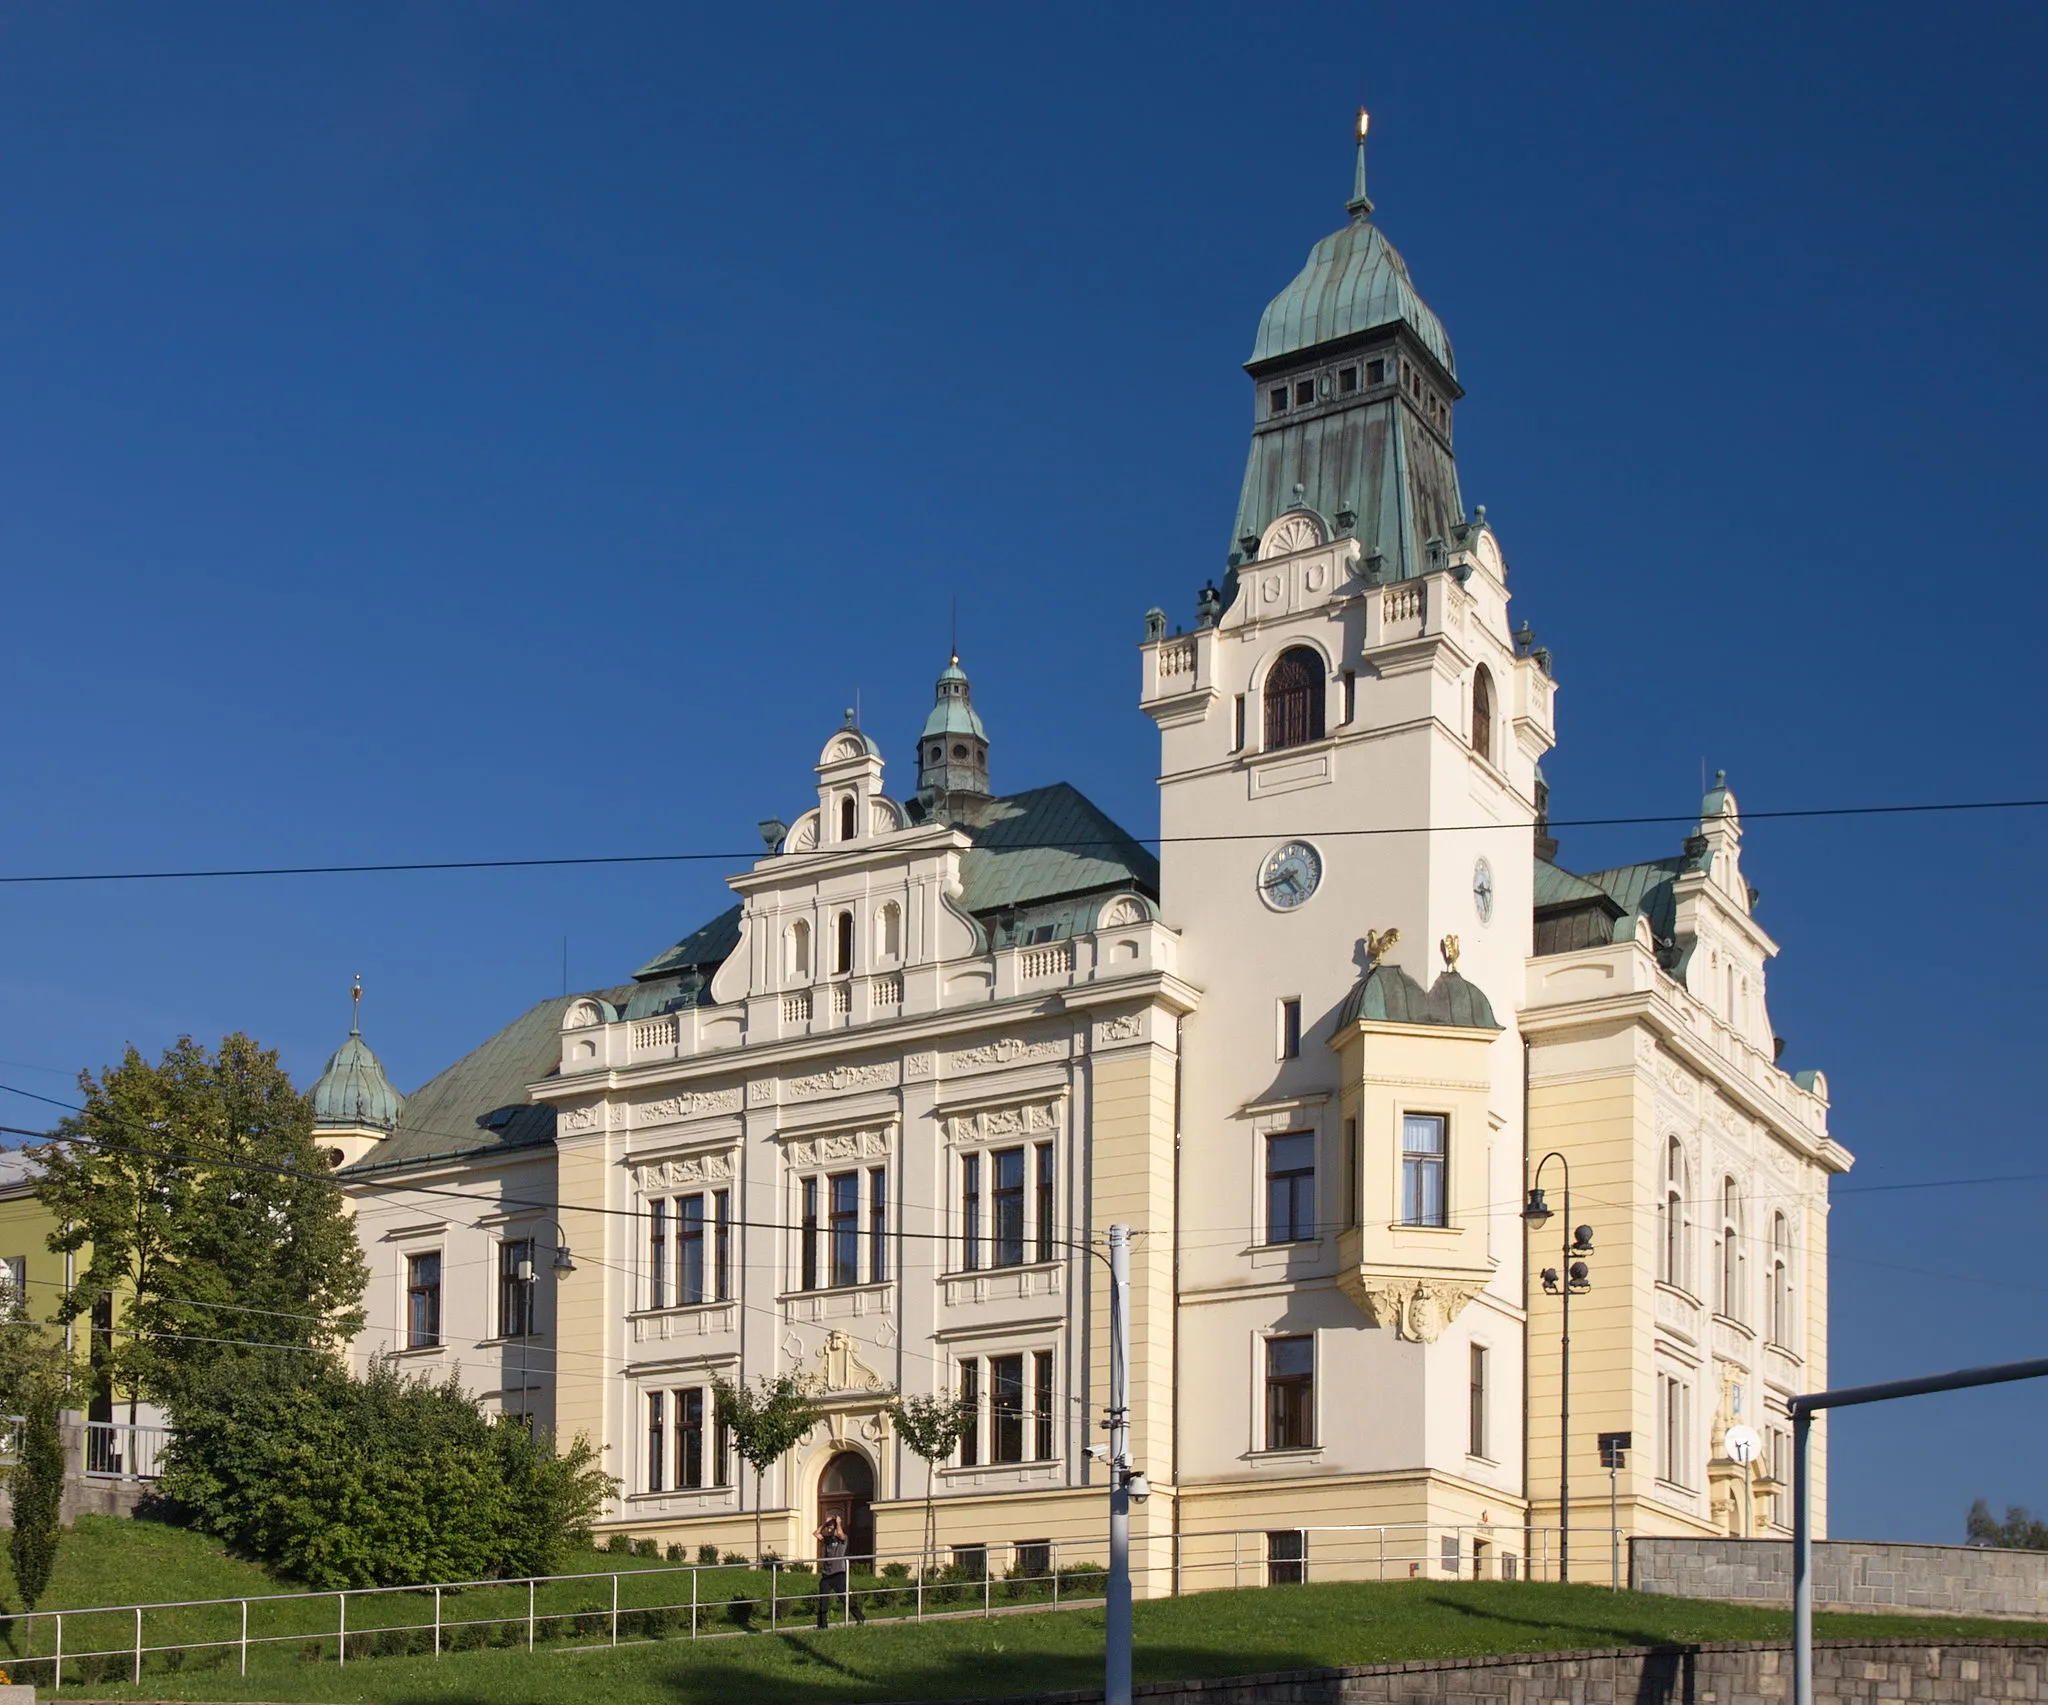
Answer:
[817,1450,875,1562]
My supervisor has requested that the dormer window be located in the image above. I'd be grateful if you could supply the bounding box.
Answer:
[1263,647,1326,751]
[1293,380,1314,406]
[1269,386,1288,415]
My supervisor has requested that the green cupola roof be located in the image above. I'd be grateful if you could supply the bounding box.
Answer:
[311,994,404,1133]
[917,651,991,811]
[1249,212,1455,377]
[920,656,988,743]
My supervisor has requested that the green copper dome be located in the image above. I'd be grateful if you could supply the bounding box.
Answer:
[921,657,988,742]
[312,1022,404,1133]
[1249,215,1455,377]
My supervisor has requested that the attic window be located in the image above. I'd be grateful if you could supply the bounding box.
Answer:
[1269,386,1288,414]
[1293,380,1315,406]
[1367,358,1385,384]
[1025,924,1056,946]
[481,1107,517,1131]
[1339,366,1358,394]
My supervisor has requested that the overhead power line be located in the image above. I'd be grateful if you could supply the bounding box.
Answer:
[0,795,2041,886]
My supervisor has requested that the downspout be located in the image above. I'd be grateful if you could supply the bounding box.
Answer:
[1170,1016,1184,1594]
[1520,1034,1533,1575]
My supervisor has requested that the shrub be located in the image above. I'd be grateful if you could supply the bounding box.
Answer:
[8,1393,64,1610]
[696,1542,719,1564]
[665,1542,685,1561]
[605,1533,631,1555]
[881,1559,910,1580]
[632,1537,659,1559]
[726,1595,754,1627]
[721,1550,746,1566]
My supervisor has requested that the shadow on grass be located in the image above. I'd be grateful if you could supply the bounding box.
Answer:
[1416,1588,1716,1651]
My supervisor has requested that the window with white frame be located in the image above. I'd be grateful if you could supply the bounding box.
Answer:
[1263,1334,1315,1450]
[958,1141,1055,1272]
[1658,1372,1692,1487]
[1264,1131,1315,1244]
[1770,1210,1793,1347]
[646,1383,731,1494]
[497,1238,536,1338]
[1718,1176,1745,1321]
[405,1250,442,1349]
[785,918,812,980]
[1401,1113,1448,1227]
[955,1350,1057,1466]
[799,1165,885,1291]
[0,1255,25,1306]
[647,1188,732,1308]
[1659,1138,1692,1289]
[875,900,902,961]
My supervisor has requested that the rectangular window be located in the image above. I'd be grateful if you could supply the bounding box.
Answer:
[1265,1131,1315,1245]
[992,1147,1026,1267]
[1342,668,1356,723]
[1267,1529,1306,1586]
[1366,358,1385,385]
[1264,1334,1314,1450]
[406,1251,441,1349]
[1014,1540,1051,1580]
[1344,1117,1360,1229]
[679,1195,706,1305]
[1338,364,1358,393]
[1659,1374,1691,1485]
[869,1166,888,1284]
[953,1543,988,1578]
[714,1189,731,1300]
[1279,998,1302,1060]
[1035,1142,1055,1263]
[1033,1350,1055,1461]
[1233,694,1246,749]
[647,1390,666,1493]
[1469,1343,1488,1458]
[961,1152,982,1272]
[990,1353,1026,1463]
[1401,1113,1448,1227]
[801,1177,820,1291]
[679,1386,706,1489]
[1441,1534,1460,1576]
[649,1199,668,1312]
[829,1171,860,1287]
[498,1239,535,1338]
[1269,385,1288,414]
[958,1359,980,1467]
[0,1256,23,1305]
[1293,379,1315,405]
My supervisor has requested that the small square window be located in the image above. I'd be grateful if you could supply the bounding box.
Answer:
[1293,380,1315,405]
[1366,358,1385,384]
[1269,386,1288,414]
[1339,366,1358,393]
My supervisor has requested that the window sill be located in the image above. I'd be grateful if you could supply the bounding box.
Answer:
[392,1344,445,1358]
[1246,1446,1323,1462]
[628,1301,735,1321]
[939,1261,1060,1284]
[1391,1221,1457,1236]
[475,1333,545,1347]
[777,1280,893,1305]
[1655,1281,1699,1307]
[1711,1312,1754,1340]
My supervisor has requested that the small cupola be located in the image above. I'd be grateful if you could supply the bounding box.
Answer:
[815,711,888,845]
[917,652,991,818]
[310,980,404,1170]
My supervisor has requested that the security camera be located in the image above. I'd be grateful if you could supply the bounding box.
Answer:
[1125,1471,1151,1503]
[1085,1444,1109,1462]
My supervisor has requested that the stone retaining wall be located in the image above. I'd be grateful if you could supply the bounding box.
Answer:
[1631,1536,2048,1619]
[953,1640,2045,1704]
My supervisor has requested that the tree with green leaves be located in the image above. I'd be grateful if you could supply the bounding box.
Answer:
[1967,1499,2048,1550]
[712,1372,824,1565]
[37,1033,368,1416]
[0,1290,76,1611]
[886,1390,973,1573]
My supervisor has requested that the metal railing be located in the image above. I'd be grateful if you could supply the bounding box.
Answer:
[0,1521,1622,1692]
[83,1421,168,1481]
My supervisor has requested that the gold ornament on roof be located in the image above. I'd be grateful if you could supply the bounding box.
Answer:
[1363,928,1400,966]
[1440,935,1460,972]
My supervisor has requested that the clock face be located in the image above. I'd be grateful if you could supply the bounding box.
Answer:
[1473,856,1495,924]
[1258,841,1323,912]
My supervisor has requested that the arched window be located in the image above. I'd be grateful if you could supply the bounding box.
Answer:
[786,919,812,981]
[1262,647,1325,751]
[1471,666,1494,763]
[834,910,855,976]
[1659,1139,1690,1288]
[839,794,857,841]
[1719,1177,1744,1320]
[1770,1212,1792,1346]
[875,900,902,961]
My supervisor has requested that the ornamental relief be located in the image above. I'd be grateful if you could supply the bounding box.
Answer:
[903,1052,935,1079]
[788,1062,897,1099]
[1095,1013,1143,1045]
[638,1087,744,1124]
[949,1036,1065,1071]
[559,1103,604,1134]
[634,1149,739,1193]
[1355,1278,1485,1344]
[943,1099,1060,1147]
[782,1126,891,1170]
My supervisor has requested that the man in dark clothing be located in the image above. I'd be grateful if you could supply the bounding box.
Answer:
[814,1514,864,1627]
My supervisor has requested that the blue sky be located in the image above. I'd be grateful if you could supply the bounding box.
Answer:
[1,2,2043,1542]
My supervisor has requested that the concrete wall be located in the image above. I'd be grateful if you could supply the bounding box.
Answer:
[960,1640,2045,1704]
[1632,1536,2048,1619]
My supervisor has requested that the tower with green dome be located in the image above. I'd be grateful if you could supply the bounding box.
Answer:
[310,981,404,1170]
[1230,109,1465,586]
[915,651,990,819]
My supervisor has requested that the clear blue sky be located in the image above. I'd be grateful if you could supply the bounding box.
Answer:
[1,2,2041,1543]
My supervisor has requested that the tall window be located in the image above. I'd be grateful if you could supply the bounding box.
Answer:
[652,1190,730,1307]
[798,1171,881,1292]
[1278,998,1302,1059]
[801,1177,820,1291]
[870,1167,889,1284]
[1658,1373,1691,1486]
[1263,647,1326,751]
[649,1201,668,1310]
[958,1360,980,1466]
[1265,1335,1315,1450]
[1659,1139,1690,1289]
[1770,1212,1792,1346]
[876,900,902,960]
[1033,1351,1055,1461]
[988,1147,1026,1266]
[1035,1143,1055,1263]
[647,1390,666,1493]
[1718,1177,1744,1320]
[1267,1530,1306,1586]
[839,794,857,840]
[957,1352,1059,1467]
[1265,1132,1316,1245]
[1472,666,1494,763]
[648,1385,728,1493]
[406,1252,441,1349]
[990,1354,1026,1463]
[498,1239,535,1338]
[786,918,811,980]
[829,1172,860,1287]
[1468,1343,1489,1458]
[961,1153,982,1272]
[1344,1118,1360,1229]
[680,1196,706,1304]
[1401,1114,1448,1227]
[834,910,855,975]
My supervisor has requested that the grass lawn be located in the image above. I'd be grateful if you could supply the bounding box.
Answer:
[17,1570,2048,1705]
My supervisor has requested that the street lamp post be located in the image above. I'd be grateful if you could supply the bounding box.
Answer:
[1523,1155,1592,1583]
[513,1219,578,1426]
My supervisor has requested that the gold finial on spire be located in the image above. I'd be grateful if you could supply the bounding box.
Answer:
[1356,105,1370,141]
[1348,105,1375,219]
[351,974,362,1034]
[1440,934,1461,973]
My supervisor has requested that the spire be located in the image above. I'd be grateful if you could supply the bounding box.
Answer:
[312,985,404,1135]
[1347,106,1374,220]
[350,973,362,1036]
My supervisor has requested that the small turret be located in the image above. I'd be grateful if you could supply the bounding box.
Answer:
[916,652,991,819]
[310,979,404,1173]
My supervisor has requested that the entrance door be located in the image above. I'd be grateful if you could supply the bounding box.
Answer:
[818,1451,876,1562]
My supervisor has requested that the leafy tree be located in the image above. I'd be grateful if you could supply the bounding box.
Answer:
[0,1292,76,1611]
[160,1355,615,1588]
[886,1391,972,1573]
[711,1373,824,1565]
[1967,1499,2048,1550]
[37,1033,368,1415]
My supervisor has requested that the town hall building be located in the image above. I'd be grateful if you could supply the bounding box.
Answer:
[321,117,1849,1586]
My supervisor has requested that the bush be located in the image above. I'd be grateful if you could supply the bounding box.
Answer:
[158,1357,616,1589]
[605,1533,632,1555]
[721,1550,746,1566]
[1059,1561,1108,1596]
[666,1542,686,1562]
[697,1542,720,1564]
[726,1595,754,1627]
[882,1559,910,1579]
[632,1537,659,1559]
